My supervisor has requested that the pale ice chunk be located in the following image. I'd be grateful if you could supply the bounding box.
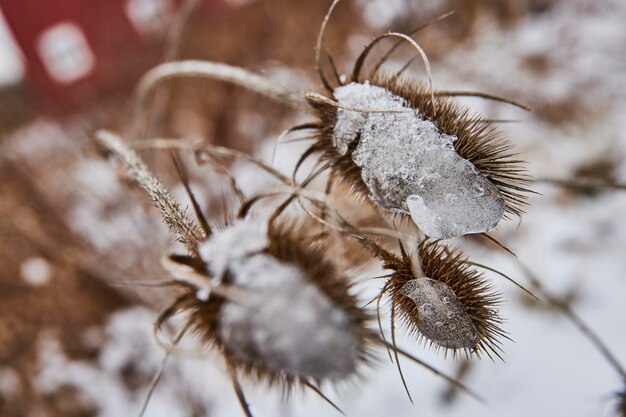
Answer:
[218,253,360,380]
[333,81,405,155]
[400,278,478,349]
[333,82,505,239]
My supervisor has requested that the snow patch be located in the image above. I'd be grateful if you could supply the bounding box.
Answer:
[35,307,212,417]
[198,218,269,279]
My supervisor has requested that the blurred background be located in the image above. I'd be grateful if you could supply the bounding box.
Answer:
[0,0,625,416]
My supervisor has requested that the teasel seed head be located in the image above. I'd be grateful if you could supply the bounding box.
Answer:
[384,239,505,358]
[169,216,374,388]
[306,69,531,239]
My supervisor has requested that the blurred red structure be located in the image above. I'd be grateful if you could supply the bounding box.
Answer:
[0,0,221,113]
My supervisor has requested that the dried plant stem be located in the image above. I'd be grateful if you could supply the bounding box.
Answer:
[534,177,626,191]
[381,340,485,403]
[143,0,201,137]
[434,91,531,111]
[352,32,436,115]
[518,262,626,379]
[133,137,294,186]
[315,0,342,91]
[132,60,308,139]
[138,322,192,417]
[305,92,412,113]
[303,381,345,415]
[130,137,421,243]
[160,255,257,307]
[95,130,204,255]
[371,11,455,75]
[229,365,254,417]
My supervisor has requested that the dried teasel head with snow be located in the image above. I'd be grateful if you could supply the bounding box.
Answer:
[298,1,531,239]
[163,215,374,389]
[378,239,504,358]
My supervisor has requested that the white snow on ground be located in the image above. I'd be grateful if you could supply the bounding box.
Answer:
[35,307,216,417]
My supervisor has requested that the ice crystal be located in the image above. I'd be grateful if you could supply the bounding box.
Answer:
[198,218,269,279]
[400,278,478,349]
[333,82,505,239]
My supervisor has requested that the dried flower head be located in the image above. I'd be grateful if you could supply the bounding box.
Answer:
[97,131,482,415]
[167,215,373,388]
[95,130,375,413]
[308,75,530,239]
[381,240,504,358]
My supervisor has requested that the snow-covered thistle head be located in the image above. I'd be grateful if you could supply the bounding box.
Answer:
[382,240,504,357]
[168,216,373,387]
[308,73,530,239]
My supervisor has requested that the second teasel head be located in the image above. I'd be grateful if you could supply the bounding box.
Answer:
[381,239,505,358]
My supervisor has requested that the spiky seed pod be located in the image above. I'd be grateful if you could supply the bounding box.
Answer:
[383,240,504,357]
[168,216,373,388]
[307,71,530,239]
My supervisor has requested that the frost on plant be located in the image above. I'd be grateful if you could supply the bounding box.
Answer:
[198,218,269,279]
[400,278,479,349]
[199,219,361,380]
[333,82,506,239]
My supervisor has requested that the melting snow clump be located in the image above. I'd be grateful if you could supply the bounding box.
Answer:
[200,218,361,380]
[333,82,505,239]
[199,218,269,279]
[401,278,478,349]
